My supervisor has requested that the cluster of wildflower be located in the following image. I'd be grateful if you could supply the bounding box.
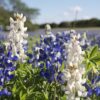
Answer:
[5,13,28,61]
[83,75,100,97]
[28,25,69,83]
[90,36,100,47]
[79,32,90,50]
[1,12,99,99]
[56,30,89,50]
[0,45,18,96]
[62,33,87,100]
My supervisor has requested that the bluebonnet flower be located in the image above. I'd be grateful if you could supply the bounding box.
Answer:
[90,36,100,47]
[0,88,11,96]
[56,31,89,50]
[34,34,65,83]
[0,45,18,96]
[80,33,90,50]
[28,25,71,83]
[83,75,100,97]
[28,25,89,84]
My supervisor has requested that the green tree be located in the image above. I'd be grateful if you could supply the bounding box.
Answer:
[0,0,39,31]
[0,0,6,8]
[9,0,39,20]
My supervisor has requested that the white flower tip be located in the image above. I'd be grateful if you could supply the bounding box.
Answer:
[24,27,27,31]
[78,91,82,96]
[70,29,76,33]
[10,17,14,23]
[20,13,23,18]
[68,62,73,67]
[77,34,81,39]
[14,13,24,19]
[16,13,19,17]
[45,24,51,31]
[75,97,80,100]
[23,16,26,22]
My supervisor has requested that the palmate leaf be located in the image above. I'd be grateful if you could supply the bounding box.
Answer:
[84,45,100,73]
[85,59,98,73]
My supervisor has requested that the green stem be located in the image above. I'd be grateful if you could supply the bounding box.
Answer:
[92,94,94,100]
[54,81,57,100]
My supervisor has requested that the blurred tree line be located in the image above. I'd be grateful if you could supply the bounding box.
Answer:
[0,0,39,31]
[0,0,100,31]
[40,18,100,29]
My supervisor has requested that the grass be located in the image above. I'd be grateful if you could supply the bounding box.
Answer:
[51,27,100,30]
[28,35,40,53]
[71,27,100,30]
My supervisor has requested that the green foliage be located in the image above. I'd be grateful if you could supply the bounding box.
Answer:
[83,45,100,73]
[0,7,13,30]
[28,35,40,53]
[1,37,100,100]
[59,22,70,28]
[9,0,39,20]
[4,61,65,100]
[10,62,43,100]
[25,20,39,31]
[40,18,100,29]
[0,0,39,31]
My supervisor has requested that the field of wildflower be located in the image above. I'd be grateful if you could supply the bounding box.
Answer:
[0,13,100,100]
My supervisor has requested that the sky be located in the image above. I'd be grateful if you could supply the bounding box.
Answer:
[22,0,100,24]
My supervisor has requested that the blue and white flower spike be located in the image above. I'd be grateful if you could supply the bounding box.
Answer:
[62,32,87,100]
[5,13,28,62]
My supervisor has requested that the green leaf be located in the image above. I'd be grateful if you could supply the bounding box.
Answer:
[90,56,100,63]
[90,45,98,58]
[12,85,17,93]
[84,51,89,58]
[43,92,48,100]
[60,62,65,72]
[20,91,27,100]
[61,95,66,100]
[90,60,97,66]
[92,66,98,73]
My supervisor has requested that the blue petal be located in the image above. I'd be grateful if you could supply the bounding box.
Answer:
[83,83,91,90]
[94,87,100,96]
[3,89,11,96]
[12,56,18,61]
[87,89,93,96]
[92,76,100,84]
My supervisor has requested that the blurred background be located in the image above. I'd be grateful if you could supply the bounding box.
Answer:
[0,0,100,36]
